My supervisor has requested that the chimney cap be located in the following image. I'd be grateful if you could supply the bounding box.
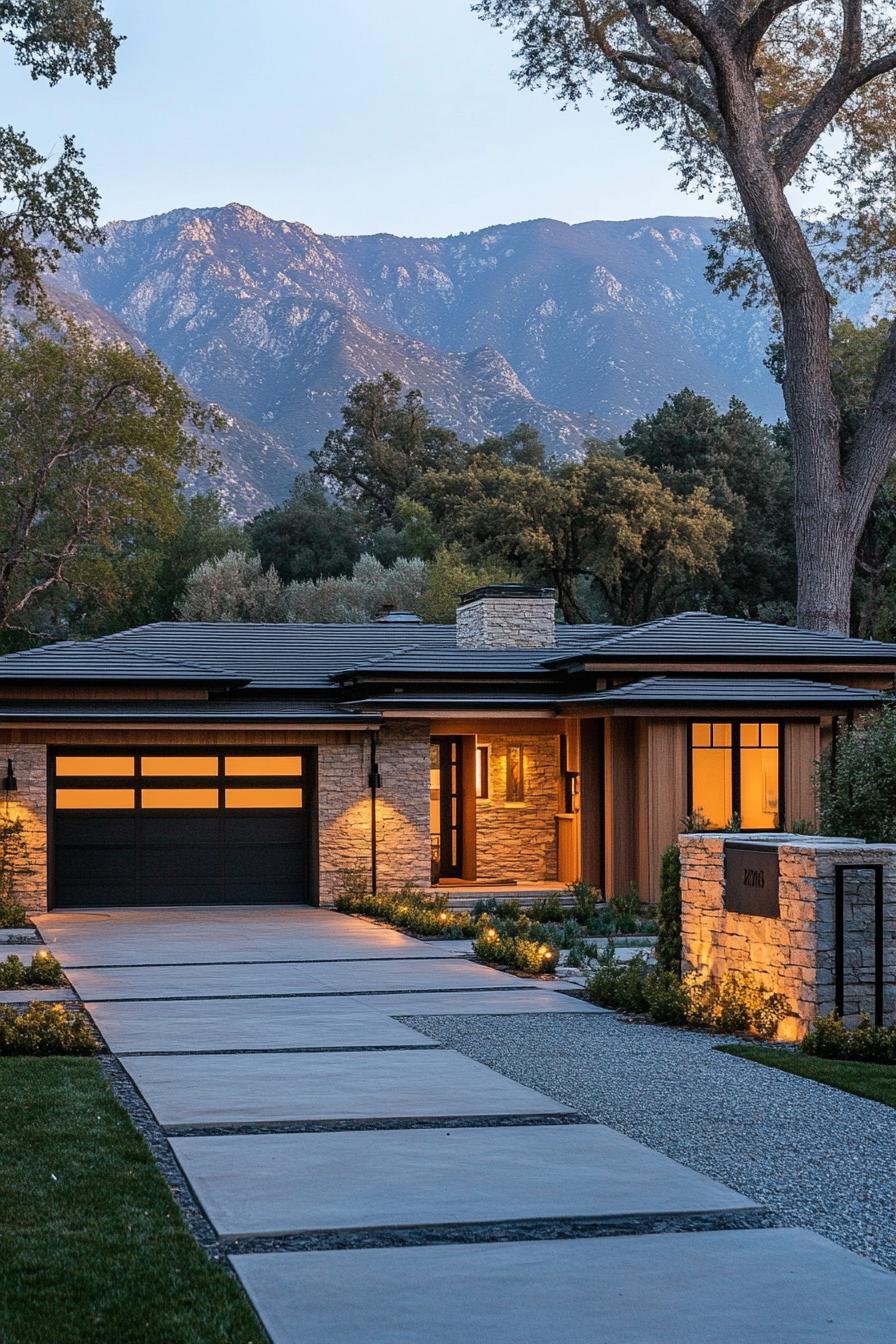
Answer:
[458,583,555,606]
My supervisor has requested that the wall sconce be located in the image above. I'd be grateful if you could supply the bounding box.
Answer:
[3,759,17,793]
[506,744,525,802]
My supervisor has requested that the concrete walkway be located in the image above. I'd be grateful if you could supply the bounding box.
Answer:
[35,906,896,1344]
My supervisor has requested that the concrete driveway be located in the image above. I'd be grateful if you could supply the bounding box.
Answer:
[36,906,896,1344]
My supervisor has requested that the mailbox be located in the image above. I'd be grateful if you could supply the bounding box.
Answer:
[723,841,780,918]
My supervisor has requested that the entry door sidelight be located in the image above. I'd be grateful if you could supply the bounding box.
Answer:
[430,736,464,879]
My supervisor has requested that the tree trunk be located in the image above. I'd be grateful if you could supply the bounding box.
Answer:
[719,59,860,632]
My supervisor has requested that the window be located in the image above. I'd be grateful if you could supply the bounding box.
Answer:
[505,744,525,803]
[690,722,781,830]
[224,787,303,809]
[55,756,134,777]
[141,788,219,809]
[475,745,489,799]
[55,788,135,809]
[141,756,218,777]
[225,756,302,776]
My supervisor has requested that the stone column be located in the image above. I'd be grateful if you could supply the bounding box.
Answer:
[0,744,48,916]
[679,832,896,1038]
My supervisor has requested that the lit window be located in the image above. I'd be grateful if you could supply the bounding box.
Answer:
[505,744,525,803]
[225,787,303,809]
[690,722,781,830]
[475,745,489,799]
[55,788,135,809]
[225,756,303,776]
[141,788,219,809]
[55,756,134,777]
[690,723,733,828]
[740,725,780,829]
[141,756,218,777]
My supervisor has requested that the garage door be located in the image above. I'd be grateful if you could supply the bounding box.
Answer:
[51,750,314,908]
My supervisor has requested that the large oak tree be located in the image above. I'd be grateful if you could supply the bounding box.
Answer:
[477,0,896,632]
[0,1,121,302]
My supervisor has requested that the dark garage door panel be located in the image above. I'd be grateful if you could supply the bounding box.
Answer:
[53,812,311,907]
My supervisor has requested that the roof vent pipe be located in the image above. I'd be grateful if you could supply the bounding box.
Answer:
[375,606,423,624]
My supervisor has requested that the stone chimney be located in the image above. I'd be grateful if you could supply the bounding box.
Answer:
[455,584,557,650]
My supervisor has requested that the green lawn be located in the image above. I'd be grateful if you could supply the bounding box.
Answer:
[718,1044,896,1109]
[0,1058,266,1344]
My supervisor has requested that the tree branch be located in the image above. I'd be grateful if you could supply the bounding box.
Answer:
[737,0,811,58]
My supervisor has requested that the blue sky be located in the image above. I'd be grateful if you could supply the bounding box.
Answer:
[3,0,714,236]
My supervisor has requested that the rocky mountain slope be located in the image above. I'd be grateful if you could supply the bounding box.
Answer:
[52,203,792,516]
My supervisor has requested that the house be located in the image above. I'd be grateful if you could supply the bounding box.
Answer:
[0,585,892,914]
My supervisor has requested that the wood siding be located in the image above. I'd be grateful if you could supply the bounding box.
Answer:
[784,720,821,829]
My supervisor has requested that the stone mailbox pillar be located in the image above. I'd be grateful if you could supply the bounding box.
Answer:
[679,832,896,1040]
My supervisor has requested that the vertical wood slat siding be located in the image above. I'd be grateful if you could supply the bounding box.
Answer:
[605,719,638,897]
[784,720,821,829]
[646,720,688,903]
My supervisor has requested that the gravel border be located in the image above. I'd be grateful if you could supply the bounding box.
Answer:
[402,1010,896,1271]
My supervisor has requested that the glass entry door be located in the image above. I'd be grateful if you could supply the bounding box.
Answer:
[430,736,464,880]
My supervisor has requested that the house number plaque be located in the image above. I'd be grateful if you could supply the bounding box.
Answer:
[723,842,780,918]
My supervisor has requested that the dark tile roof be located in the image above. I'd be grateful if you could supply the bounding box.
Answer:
[0,641,241,683]
[0,699,379,724]
[561,677,885,707]
[548,611,896,663]
[0,621,626,690]
[343,693,559,711]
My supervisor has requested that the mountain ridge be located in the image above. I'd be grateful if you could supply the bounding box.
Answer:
[50,202,795,516]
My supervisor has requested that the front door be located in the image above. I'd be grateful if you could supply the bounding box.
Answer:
[429,736,464,880]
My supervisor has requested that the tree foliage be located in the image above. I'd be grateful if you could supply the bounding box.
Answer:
[247,473,362,583]
[819,707,896,843]
[475,1,896,633]
[620,389,794,617]
[418,439,731,623]
[0,1,122,302]
[311,372,466,529]
[0,317,209,640]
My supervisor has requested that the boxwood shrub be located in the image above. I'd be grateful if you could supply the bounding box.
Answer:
[0,1002,98,1055]
[0,950,64,989]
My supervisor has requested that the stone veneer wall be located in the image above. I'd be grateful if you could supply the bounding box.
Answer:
[317,723,431,904]
[455,596,556,650]
[679,832,896,1039]
[475,734,559,882]
[0,744,47,916]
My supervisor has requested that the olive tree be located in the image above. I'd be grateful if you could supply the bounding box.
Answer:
[477,1,896,633]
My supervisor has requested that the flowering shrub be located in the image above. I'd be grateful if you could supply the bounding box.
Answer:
[472,926,559,974]
[0,1002,98,1055]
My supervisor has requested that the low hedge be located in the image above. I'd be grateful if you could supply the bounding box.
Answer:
[801,1012,896,1065]
[0,1002,98,1055]
[334,877,477,938]
[0,950,64,989]
[472,926,559,974]
[585,954,789,1039]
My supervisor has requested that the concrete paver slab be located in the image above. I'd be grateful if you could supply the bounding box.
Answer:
[86,995,433,1053]
[304,959,532,993]
[231,1229,896,1344]
[65,956,524,1001]
[354,989,604,1015]
[0,988,77,1003]
[34,907,456,967]
[123,1047,569,1127]
[172,1123,755,1236]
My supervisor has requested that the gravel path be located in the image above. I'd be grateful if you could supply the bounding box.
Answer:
[403,1009,896,1271]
